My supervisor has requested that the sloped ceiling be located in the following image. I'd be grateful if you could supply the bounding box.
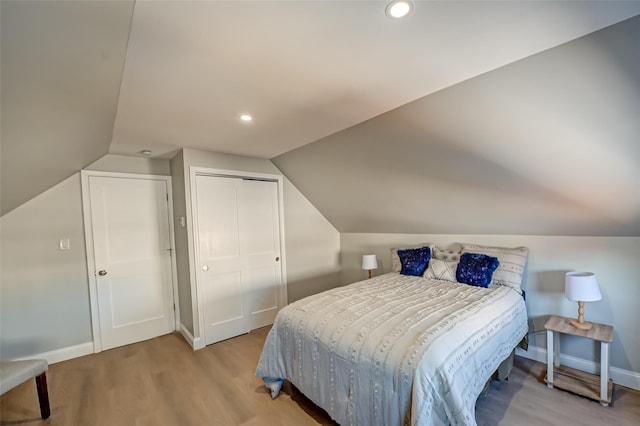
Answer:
[0,0,135,216]
[273,15,640,236]
[2,1,640,223]
[109,0,640,159]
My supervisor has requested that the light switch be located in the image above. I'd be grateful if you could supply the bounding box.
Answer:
[59,238,70,250]
[180,216,186,228]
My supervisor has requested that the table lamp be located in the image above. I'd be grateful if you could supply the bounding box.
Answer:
[362,255,378,279]
[565,272,601,330]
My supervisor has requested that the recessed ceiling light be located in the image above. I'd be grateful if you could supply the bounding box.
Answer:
[140,149,152,156]
[385,0,412,19]
[240,114,253,122]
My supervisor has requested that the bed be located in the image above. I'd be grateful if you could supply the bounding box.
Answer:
[255,244,529,426]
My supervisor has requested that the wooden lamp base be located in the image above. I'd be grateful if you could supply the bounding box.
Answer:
[569,301,593,330]
[569,319,593,330]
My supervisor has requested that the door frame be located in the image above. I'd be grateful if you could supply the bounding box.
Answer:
[188,167,288,348]
[81,170,180,353]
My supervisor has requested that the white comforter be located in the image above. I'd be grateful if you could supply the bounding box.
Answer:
[256,273,528,426]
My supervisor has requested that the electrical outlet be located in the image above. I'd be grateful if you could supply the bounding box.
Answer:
[59,238,71,250]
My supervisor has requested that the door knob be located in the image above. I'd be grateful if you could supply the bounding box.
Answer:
[275,257,280,262]
[98,270,107,276]
[202,265,209,271]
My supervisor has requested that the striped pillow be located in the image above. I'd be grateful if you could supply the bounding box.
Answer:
[461,244,529,293]
[424,259,458,282]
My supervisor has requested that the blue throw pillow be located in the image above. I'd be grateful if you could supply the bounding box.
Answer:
[398,247,431,276]
[456,252,500,288]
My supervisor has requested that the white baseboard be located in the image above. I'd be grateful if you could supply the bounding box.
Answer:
[193,337,205,350]
[15,342,94,365]
[10,327,204,366]
[516,345,640,391]
[179,323,194,347]
[179,323,205,350]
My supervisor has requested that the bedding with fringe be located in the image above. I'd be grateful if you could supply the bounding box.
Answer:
[256,273,528,426]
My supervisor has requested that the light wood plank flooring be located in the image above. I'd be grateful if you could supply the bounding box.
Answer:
[1,327,638,425]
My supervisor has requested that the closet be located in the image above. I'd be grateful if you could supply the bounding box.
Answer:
[192,172,285,345]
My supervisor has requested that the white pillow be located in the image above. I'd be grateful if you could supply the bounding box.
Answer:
[432,243,463,262]
[390,244,432,272]
[461,244,529,293]
[424,259,458,282]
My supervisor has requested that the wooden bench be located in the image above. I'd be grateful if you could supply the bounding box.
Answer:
[0,359,50,419]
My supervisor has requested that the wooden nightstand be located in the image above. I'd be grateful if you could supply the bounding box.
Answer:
[544,315,613,406]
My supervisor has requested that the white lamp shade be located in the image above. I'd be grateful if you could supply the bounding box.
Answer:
[362,255,378,270]
[565,272,601,302]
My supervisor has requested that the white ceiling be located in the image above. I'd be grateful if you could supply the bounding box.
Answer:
[3,1,640,217]
[109,1,640,159]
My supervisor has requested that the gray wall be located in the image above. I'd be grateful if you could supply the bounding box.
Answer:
[282,179,341,302]
[273,15,640,237]
[0,174,91,359]
[0,155,171,360]
[86,154,171,176]
[169,150,194,335]
[341,233,640,387]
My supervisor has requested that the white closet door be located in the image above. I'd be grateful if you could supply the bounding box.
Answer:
[240,179,282,330]
[195,176,248,344]
[195,175,282,345]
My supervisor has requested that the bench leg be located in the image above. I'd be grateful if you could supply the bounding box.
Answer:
[35,372,50,419]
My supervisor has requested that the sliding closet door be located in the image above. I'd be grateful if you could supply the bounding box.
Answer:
[194,175,282,345]
[195,176,247,344]
[240,179,282,330]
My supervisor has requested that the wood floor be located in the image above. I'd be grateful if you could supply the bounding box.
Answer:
[1,327,638,425]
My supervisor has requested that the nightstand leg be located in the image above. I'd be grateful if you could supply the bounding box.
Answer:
[546,329,554,388]
[553,331,560,367]
[601,341,609,406]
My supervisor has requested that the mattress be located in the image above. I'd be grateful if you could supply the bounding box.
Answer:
[255,272,528,426]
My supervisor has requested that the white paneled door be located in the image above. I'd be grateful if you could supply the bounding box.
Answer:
[194,175,283,345]
[83,173,176,351]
